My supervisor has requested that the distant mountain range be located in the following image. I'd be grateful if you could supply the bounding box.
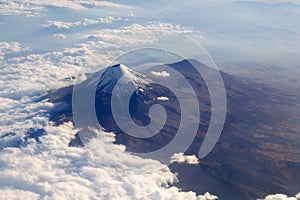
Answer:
[45,59,300,200]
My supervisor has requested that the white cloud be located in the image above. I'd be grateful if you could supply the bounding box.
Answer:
[202,192,219,200]
[128,10,135,17]
[151,71,170,78]
[81,23,192,49]
[0,1,298,198]
[0,0,131,16]
[0,1,44,17]
[0,20,215,200]
[53,34,66,39]
[157,96,169,101]
[0,42,27,59]
[0,22,191,101]
[0,188,40,200]
[77,0,132,9]
[43,16,121,30]
[171,152,200,165]
[258,193,300,200]
[0,121,216,199]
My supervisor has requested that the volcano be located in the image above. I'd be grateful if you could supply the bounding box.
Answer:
[44,59,300,200]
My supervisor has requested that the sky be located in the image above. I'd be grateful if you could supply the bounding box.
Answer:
[1,0,300,69]
[0,0,299,199]
[133,0,300,68]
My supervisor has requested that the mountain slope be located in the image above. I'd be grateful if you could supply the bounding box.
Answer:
[44,59,300,200]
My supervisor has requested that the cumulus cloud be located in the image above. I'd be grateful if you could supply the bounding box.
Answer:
[0,1,44,17]
[157,96,169,101]
[0,22,192,101]
[0,1,298,199]
[258,193,300,200]
[171,152,200,165]
[53,34,66,39]
[0,42,27,59]
[0,120,216,199]
[0,188,39,200]
[151,71,171,78]
[0,18,215,200]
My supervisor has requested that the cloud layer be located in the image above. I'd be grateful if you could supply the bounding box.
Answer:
[0,17,216,200]
[0,1,299,199]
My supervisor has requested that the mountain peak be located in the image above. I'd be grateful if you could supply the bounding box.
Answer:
[95,64,149,94]
[109,64,136,80]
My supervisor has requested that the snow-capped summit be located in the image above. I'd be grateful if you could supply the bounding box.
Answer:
[90,64,150,95]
